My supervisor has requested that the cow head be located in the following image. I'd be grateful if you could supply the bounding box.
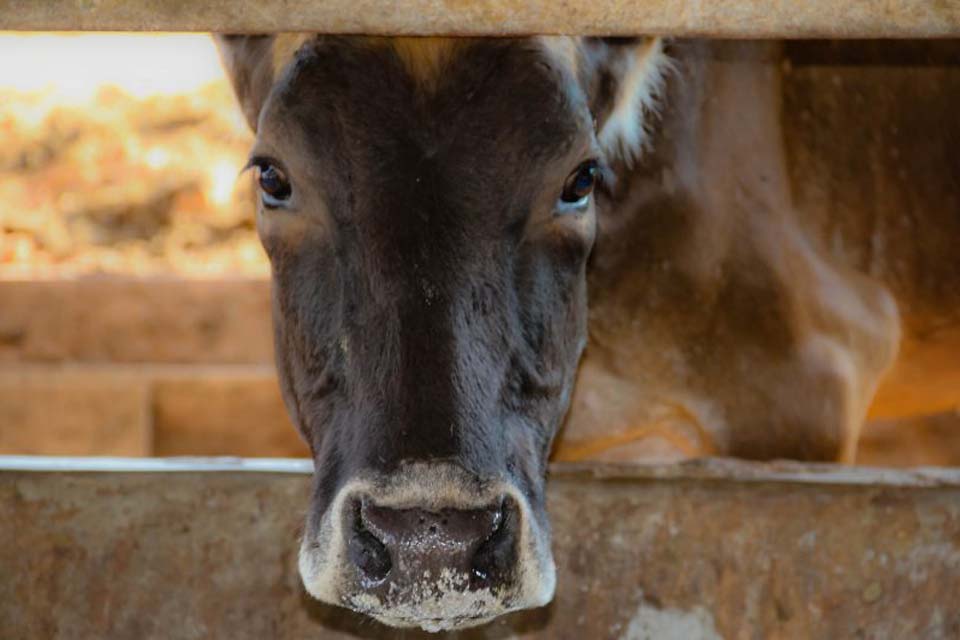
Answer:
[216,35,668,631]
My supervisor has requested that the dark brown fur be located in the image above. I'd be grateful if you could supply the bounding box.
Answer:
[215,35,959,627]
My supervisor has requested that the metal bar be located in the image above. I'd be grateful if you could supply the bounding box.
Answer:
[0,0,958,37]
[0,454,314,473]
[4,454,960,486]
[4,459,960,638]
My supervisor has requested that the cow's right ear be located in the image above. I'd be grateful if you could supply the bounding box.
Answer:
[213,34,282,132]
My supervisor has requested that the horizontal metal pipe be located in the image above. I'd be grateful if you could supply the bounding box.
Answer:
[4,455,960,486]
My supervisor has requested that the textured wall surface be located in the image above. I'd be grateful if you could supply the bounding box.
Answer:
[3,459,959,639]
[0,0,958,36]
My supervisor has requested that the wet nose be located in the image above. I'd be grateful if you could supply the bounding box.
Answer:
[347,498,517,591]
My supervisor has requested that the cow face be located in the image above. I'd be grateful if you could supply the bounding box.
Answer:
[216,35,667,631]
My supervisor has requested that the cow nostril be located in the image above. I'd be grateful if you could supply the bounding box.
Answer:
[349,530,392,583]
[348,501,392,583]
[470,497,517,589]
[348,495,520,593]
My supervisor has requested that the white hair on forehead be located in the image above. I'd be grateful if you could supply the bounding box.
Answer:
[388,37,461,88]
[597,38,672,165]
[536,35,582,78]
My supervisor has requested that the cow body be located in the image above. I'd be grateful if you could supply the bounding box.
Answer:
[560,40,960,464]
[216,36,959,629]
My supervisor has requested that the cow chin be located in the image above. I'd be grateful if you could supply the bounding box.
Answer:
[298,462,556,631]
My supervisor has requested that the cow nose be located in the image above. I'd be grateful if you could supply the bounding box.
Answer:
[347,497,516,591]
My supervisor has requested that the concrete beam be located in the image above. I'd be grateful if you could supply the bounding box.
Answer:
[3,457,959,638]
[0,0,958,37]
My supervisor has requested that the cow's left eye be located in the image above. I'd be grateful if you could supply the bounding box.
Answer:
[558,160,599,211]
[251,159,292,208]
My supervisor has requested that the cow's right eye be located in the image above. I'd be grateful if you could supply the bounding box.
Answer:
[252,160,292,208]
[557,160,599,212]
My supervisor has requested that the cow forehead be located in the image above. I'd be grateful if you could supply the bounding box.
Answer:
[259,35,593,203]
[271,35,581,90]
[263,35,590,146]
[386,37,464,89]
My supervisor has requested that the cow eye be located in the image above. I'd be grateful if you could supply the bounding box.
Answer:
[558,160,599,210]
[253,161,292,208]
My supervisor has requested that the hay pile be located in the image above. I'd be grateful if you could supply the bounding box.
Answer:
[0,36,264,276]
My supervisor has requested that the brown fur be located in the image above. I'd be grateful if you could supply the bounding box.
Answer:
[271,33,313,76]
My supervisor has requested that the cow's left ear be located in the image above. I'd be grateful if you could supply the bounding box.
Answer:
[214,35,276,132]
[581,38,671,166]
[214,34,313,132]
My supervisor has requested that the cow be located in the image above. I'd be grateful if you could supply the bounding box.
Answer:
[214,35,958,630]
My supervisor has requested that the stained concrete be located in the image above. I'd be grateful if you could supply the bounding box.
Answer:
[2,459,959,639]
[0,0,957,37]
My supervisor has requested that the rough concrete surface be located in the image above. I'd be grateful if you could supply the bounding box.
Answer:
[0,0,957,37]
[2,459,959,639]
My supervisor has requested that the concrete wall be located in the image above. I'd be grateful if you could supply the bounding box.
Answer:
[3,459,959,639]
[0,0,957,37]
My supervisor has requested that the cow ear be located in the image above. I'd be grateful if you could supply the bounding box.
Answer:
[582,38,671,166]
[214,35,277,131]
[215,34,313,132]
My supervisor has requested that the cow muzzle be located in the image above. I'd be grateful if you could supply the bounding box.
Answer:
[298,463,555,631]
